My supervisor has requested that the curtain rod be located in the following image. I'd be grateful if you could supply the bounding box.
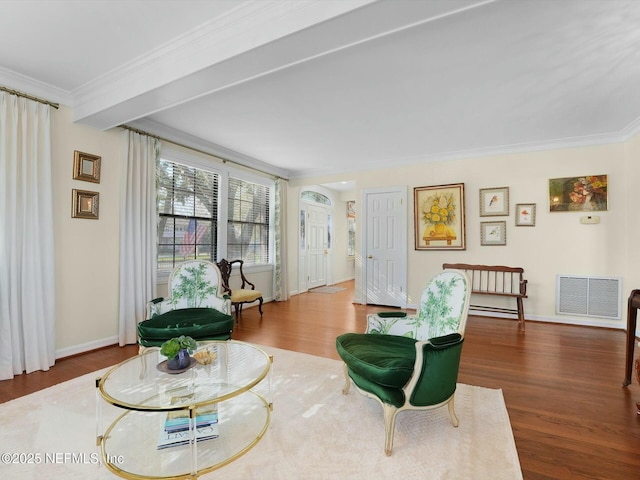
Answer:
[120,124,283,180]
[0,86,59,109]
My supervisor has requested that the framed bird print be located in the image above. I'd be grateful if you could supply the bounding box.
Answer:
[515,203,536,226]
[479,187,509,216]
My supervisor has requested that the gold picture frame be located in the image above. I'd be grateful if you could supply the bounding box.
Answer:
[515,203,536,226]
[479,186,509,216]
[414,183,466,250]
[72,189,99,219]
[73,150,101,183]
[548,175,607,212]
[480,221,506,246]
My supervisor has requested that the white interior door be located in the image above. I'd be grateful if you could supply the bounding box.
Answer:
[363,188,407,307]
[307,205,327,289]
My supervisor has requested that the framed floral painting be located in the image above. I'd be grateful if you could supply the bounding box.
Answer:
[549,175,607,212]
[414,183,466,250]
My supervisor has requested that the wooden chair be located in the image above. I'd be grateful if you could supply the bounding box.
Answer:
[217,259,264,322]
[623,289,640,414]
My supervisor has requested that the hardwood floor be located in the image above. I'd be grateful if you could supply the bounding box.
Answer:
[2,280,639,479]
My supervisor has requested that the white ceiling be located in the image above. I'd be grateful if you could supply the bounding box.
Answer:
[1,0,640,180]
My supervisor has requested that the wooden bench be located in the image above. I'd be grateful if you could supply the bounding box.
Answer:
[442,263,528,329]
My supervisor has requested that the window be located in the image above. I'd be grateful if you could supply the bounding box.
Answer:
[157,158,218,273]
[347,201,356,256]
[227,177,270,265]
[301,190,330,205]
[156,150,274,276]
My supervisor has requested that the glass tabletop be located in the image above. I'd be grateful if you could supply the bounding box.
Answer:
[98,340,271,410]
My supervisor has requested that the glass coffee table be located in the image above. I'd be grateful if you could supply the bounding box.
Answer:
[96,340,272,479]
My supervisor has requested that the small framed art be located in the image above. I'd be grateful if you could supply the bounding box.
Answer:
[479,187,509,216]
[481,221,506,246]
[72,189,99,219]
[515,203,536,226]
[73,150,101,183]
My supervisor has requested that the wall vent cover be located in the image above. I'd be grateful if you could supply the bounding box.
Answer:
[556,275,621,319]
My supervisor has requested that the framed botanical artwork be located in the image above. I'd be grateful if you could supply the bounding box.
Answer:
[73,150,101,183]
[479,186,509,216]
[414,183,466,250]
[548,175,607,212]
[72,189,99,219]
[515,203,536,226]
[480,221,506,246]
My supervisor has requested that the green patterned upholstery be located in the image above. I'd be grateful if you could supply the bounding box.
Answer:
[335,269,471,455]
[364,269,470,339]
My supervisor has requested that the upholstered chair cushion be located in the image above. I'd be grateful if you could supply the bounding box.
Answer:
[137,308,233,347]
[336,332,464,408]
[336,333,416,388]
[231,289,263,303]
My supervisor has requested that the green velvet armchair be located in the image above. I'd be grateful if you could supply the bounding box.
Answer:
[336,269,471,455]
[137,260,234,350]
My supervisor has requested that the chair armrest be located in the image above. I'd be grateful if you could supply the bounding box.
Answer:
[519,278,528,296]
[239,272,256,290]
[426,333,462,349]
[147,297,171,318]
[406,335,464,404]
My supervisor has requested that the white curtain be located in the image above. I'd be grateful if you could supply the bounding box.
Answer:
[273,178,289,301]
[118,130,160,345]
[0,92,56,380]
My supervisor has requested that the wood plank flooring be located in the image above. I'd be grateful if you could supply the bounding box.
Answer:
[1,280,639,479]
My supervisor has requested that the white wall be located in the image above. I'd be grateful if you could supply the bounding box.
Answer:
[52,106,122,356]
[290,140,635,329]
[49,104,639,358]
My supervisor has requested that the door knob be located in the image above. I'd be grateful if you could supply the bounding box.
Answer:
[367,255,373,259]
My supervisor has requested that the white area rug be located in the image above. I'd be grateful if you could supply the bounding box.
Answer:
[0,346,522,479]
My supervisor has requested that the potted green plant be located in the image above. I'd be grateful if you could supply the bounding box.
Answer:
[160,335,198,370]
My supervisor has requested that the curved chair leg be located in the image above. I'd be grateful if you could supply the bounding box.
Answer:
[382,403,399,456]
[341,364,351,395]
[447,396,460,427]
[233,303,240,324]
[258,297,263,316]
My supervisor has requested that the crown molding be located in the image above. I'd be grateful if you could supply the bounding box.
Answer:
[0,66,73,107]
[620,114,640,141]
[128,118,291,180]
[288,130,635,180]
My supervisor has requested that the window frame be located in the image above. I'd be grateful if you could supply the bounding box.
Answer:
[156,147,274,282]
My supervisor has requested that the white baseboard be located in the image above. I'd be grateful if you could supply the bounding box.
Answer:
[385,305,625,330]
[55,336,119,360]
[331,277,355,285]
[469,309,625,330]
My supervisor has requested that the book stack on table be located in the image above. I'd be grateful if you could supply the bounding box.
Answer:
[157,403,219,450]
